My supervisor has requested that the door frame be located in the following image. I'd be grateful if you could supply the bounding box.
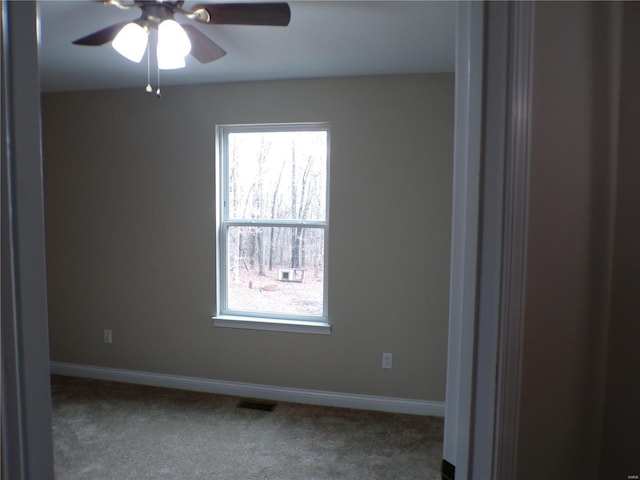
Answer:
[1,1,55,478]
[1,2,536,479]
[444,2,533,479]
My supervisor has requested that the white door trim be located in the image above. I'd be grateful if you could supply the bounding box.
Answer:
[1,2,55,479]
[442,2,484,478]
[493,2,534,478]
[444,2,535,478]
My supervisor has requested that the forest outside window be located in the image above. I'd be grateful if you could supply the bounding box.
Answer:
[214,123,330,333]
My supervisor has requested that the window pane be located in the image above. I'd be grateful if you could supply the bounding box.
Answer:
[227,130,327,221]
[226,226,325,317]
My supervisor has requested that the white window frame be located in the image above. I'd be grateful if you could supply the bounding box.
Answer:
[212,123,331,335]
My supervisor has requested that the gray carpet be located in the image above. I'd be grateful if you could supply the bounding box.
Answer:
[51,375,443,480]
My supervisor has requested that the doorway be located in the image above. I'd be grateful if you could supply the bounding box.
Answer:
[3,2,496,478]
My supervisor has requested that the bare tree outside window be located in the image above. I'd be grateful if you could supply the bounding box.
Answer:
[217,124,329,321]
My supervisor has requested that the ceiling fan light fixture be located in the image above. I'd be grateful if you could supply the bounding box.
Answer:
[112,22,149,63]
[72,1,292,93]
[157,19,191,70]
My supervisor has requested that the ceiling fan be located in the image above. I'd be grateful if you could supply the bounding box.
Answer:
[72,0,291,95]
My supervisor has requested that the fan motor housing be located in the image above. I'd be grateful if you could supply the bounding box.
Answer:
[139,4,175,25]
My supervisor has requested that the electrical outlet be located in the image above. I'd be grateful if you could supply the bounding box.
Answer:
[382,352,392,369]
[103,329,112,344]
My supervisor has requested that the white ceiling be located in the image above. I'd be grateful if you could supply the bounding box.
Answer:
[37,0,456,93]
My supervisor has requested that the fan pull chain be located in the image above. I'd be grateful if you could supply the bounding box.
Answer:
[145,41,152,94]
[156,61,161,98]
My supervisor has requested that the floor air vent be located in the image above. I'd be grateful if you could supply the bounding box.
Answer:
[237,400,276,412]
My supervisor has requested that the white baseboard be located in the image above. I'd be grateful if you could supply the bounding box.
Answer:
[50,361,445,417]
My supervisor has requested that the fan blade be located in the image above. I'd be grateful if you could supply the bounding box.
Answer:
[72,22,129,46]
[192,3,291,26]
[182,25,227,63]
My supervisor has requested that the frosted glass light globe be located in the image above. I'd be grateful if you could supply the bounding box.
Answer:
[157,19,191,70]
[112,23,148,63]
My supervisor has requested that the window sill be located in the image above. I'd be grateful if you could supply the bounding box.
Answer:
[212,315,331,335]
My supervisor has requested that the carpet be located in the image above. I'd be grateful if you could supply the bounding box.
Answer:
[51,375,443,480]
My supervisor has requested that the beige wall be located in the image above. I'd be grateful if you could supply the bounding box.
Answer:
[42,74,453,401]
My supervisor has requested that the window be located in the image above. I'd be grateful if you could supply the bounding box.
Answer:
[214,123,330,334]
